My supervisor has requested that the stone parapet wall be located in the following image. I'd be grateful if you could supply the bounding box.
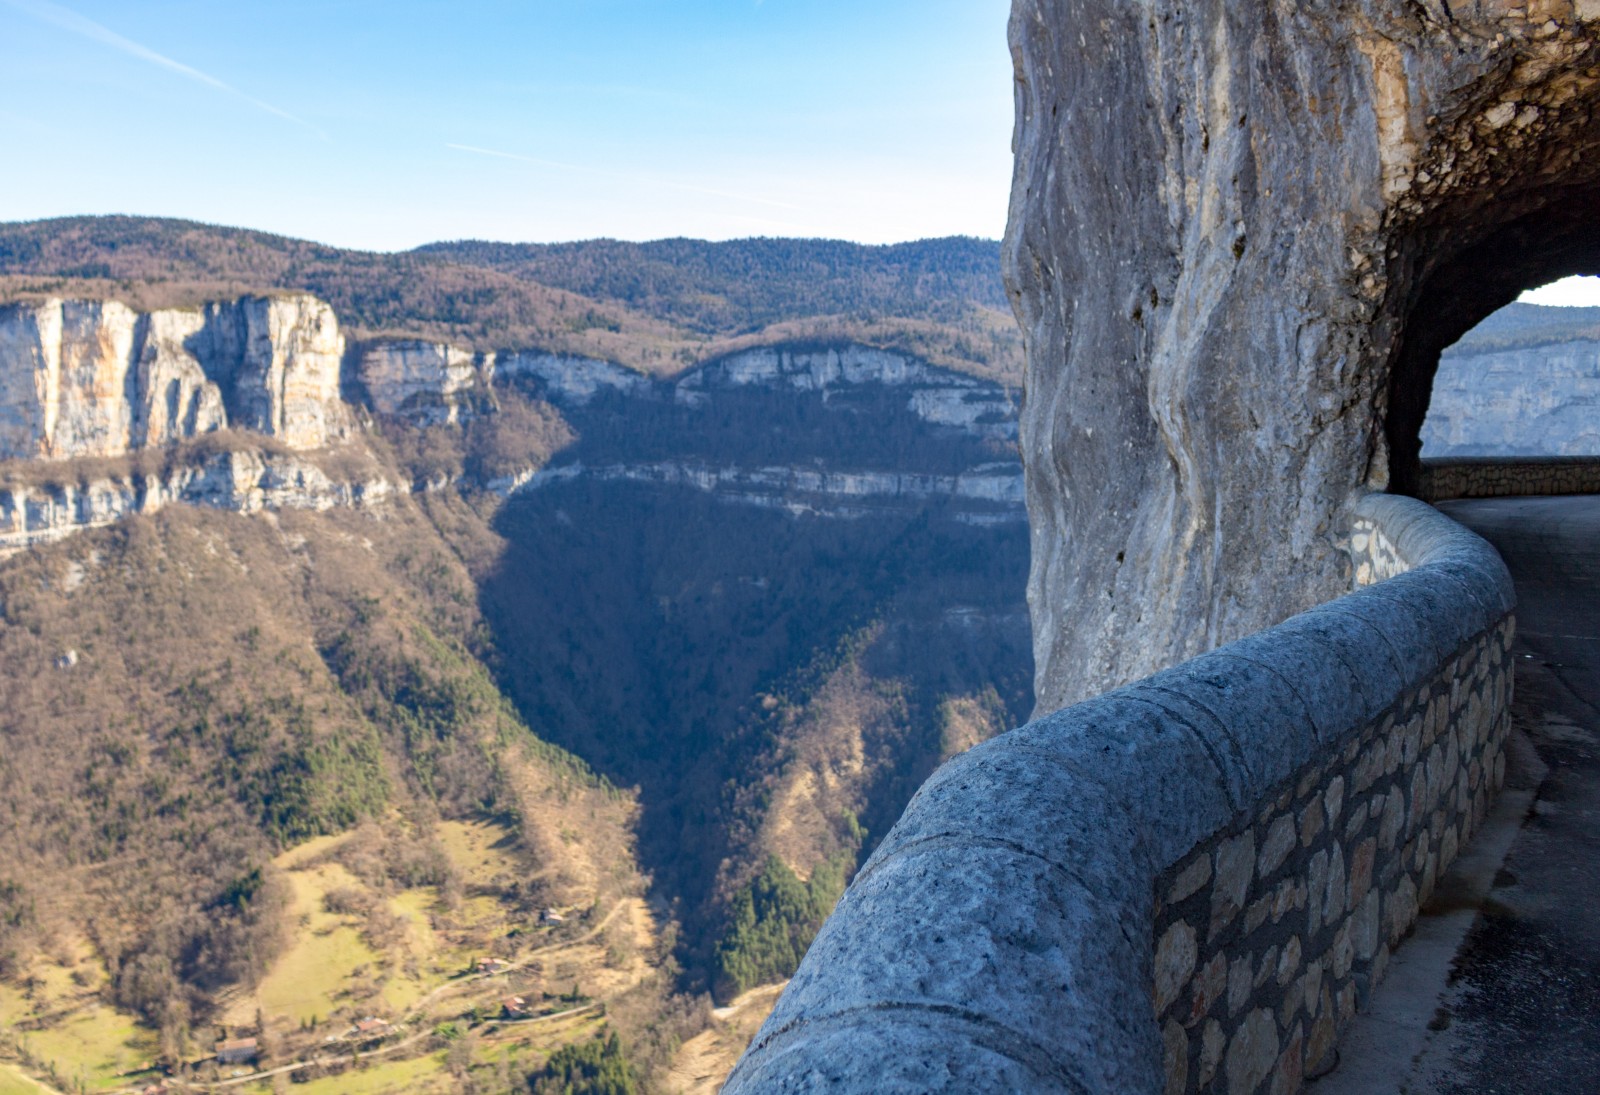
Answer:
[1419,456,1600,502]
[1153,622,1511,1092]
[723,493,1514,1094]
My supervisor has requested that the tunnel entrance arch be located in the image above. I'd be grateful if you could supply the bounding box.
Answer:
[1384,187,1600,496]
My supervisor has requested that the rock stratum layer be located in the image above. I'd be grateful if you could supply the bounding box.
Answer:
[1005,0,1600,712]
[0,292,1027,551]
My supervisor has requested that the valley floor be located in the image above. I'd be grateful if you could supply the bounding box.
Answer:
[1,816,659,1094]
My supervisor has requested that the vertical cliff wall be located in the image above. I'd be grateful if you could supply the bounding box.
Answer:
[0,294,348,460]
[1005,0,1600,712]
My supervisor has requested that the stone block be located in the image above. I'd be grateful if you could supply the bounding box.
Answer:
[1147,653,1319,802]
[1305,993,1338,1079]
[1258,814,1297,879]
[1225,1009,1280,1095]
[1353,889,1382,962]
[1255,946,1280,990]
[1323,843,1348,925]
[1167,855,1212,907]
[1349,838,1377,908]
[1304,959,1325,1012]
[1200,1020,1226,1087]
[1211,830,1257,940]
[1228,954,1254,1017]
[1387,877,1419,945]
[1379,787,1407,852]
[1324,776,1345,829]
[1163,1019,1188,1095]
[753,838,1155,1093]
[1231,608,1397,736]
[864,734,1144,908]
[1306,850,1329,939]
[1300,798,1325,848]
[1332,921,1354,979]
[1277,935,1303,987]
[1270,1022,1305,1095]
[724,1012,1089,1095]
[1344,799,1371,842]
[1003,692,1238,866]
[1191,952,1229,1025]
[1155,920,1197,1015]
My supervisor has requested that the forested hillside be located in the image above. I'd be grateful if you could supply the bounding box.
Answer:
[0,217,1021,381]
[0,216,1031,1094]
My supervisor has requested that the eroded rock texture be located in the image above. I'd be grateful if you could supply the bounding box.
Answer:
[1005,0,1600,712]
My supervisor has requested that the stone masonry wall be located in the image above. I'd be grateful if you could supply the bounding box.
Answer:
[1152,622,1512,1093]
[724,493,1514,1094]
[1419,457,1600,502]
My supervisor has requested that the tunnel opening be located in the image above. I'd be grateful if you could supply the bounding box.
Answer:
[1379,76,1600,500]
[1420,272,1600,459]
[1385,183,1600,495]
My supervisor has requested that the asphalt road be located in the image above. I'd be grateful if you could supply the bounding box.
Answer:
[1317,494,1600,1094]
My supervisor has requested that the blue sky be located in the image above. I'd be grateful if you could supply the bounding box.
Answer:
[0,0,1016,250]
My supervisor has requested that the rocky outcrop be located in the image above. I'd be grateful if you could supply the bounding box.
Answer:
[1005,0,1600,712]
[521,460,1025,523]
[0,448,400,553]
[357,340,492,426]
[0,295,348,461]
[679,345,1017,441]
[1423,339,1600,456]
[497,350,649,406]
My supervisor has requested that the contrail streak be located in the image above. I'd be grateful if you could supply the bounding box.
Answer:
[3,0,326,137]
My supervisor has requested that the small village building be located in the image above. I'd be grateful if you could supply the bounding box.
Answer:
[477,957,510,974]
[539,909,565,925]
[215,1037,258,1065]
[502,995,533,1019]
[353,1016,392,1038]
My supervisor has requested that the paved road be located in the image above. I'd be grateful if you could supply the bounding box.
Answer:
[1316,494,1600,1094]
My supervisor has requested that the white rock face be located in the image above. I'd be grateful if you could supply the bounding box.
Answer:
[138,308,229,445]
[358,341,489,425]
[497,351,648,405]
[0,299,139,459]
[520,459,1025,521]
[682,345,941,393]
[0,295,349,460]
[1422,340,1600,456]
[907,387,1017,441]
[677,345,1017,441]
[0,448,400,553]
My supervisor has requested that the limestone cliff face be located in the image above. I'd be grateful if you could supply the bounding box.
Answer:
[1423,339,1600,456]
[0,448,400,552]
[0,295,348,460]
[497,350,648,406]
[1006,0,1600,712]
[678,345,1018,441]
[357,340,491,426]
[501,342,1024,523]
[522,460,1024,523]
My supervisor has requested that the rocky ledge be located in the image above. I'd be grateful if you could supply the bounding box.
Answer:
[0,446,401,553]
